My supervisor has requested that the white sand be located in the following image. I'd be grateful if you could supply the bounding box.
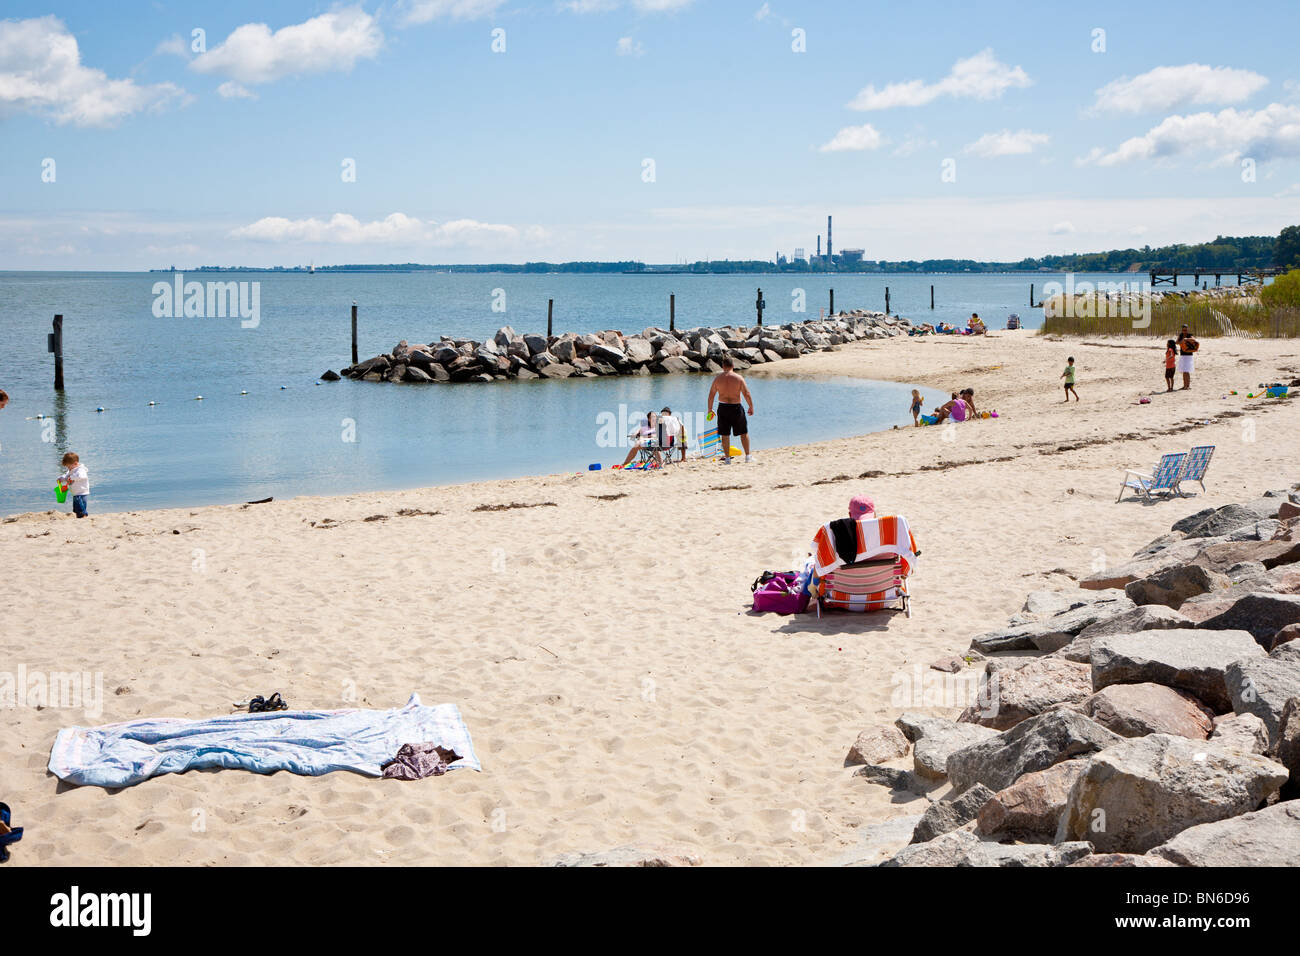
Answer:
[3,330,1298,866]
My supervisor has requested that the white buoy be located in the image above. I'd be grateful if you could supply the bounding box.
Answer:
[195,395,203,401]
[148,401,157,406]
[240,390,248,395]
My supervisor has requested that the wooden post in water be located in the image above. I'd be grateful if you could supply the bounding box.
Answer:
[885,287,890,315]
[1029,284,1035,307]
[829,288,834,316]
[350,303,358,366]
[755,287,764,326]
[547,299,554,337]
[669,294,675,332]
[51,314,65,390]
[930,285,935,309]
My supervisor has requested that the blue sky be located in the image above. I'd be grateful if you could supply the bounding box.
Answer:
[2,0,1298,268]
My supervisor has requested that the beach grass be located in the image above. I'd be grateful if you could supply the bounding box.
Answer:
[1040,295,1300,338]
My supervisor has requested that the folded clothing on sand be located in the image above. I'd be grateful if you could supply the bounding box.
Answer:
[48,693,480,788]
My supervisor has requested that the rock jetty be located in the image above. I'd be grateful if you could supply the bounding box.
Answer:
[851,483,1300,866]
[331,311,910,384]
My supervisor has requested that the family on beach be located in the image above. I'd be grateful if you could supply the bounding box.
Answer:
[910,387,983,426]
[621,356,756,466]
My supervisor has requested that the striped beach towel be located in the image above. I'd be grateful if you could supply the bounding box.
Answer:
[811,514,918,577]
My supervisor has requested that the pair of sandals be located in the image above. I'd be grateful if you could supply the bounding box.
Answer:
[0,803,22,863]
[247,693,288,713]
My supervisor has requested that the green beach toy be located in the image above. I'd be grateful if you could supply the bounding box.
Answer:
[55,485,68,503]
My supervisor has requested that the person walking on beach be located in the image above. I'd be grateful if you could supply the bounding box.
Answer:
[707,357,755,463]
[1164,339,1177,393]
[1061,357,1079,402]
[58,451,90,518]
[1175,325,1199,390]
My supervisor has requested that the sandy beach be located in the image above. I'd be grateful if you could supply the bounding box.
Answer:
[4,329,1299,867]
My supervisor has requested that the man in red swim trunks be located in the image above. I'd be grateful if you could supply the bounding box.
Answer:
[707,357,755,463]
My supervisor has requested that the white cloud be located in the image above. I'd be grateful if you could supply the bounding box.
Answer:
[1081,103,1300,166]
[229,212,539,246]
[155,34,188,58]
[892,134,938,157]
[1092,64,1268,114]
[190,8,383,86]
[400,0,507,24]
[963,129,1049,157]
[0,16,186,126]
[818,123,885,152]
[848,49,1030,111]
[559,0,619,10]
[616,37,645,57]
[755,3,772,19]
[1049,221,1075,235]
[217,82,257,100]
[631,0,694,10]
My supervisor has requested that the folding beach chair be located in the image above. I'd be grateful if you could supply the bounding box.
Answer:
[696,427,721,461]
[1178,445,1215,494]
[1117,452,1187,502]
[816,558,910,619]
[811,514,918,619]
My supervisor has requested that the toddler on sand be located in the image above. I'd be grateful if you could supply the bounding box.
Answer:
[58,451,90,518]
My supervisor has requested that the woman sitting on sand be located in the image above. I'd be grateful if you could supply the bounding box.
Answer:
[620,411,661,467]
[933,388,977,423]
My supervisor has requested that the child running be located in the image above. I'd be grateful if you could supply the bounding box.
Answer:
[1060,357,1079,402]
[1164,339,1177,392]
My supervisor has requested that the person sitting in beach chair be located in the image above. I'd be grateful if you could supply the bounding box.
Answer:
[967,313,987,335]
[620,411,662,468]
[656,406,686,464]
[810,495,918,618]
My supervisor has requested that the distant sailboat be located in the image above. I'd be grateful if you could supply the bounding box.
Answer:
[309,261,315,274]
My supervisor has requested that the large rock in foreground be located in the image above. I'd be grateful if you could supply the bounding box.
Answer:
[1225,656,1300,748]
[1089,629,1264,712]
[946,710,1120,794]
[880,829,1092,867]
[958,658,1092,730]
[910,784,995,844]
[1200,593,1300,645]
[1149,800,1300,866]
[895,713,999,781]
[975,760,1085,842]
[1055,734,1288,853]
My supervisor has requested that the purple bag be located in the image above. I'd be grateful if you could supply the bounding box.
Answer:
[751,572,810,614]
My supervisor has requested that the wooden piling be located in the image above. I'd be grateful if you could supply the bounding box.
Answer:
[669,294,675,332]
[829,288,834,316]
[756,287,764,326]
[350,303,358,366]
[1029,284,1035,307]
[885,287,890,315]
[930,285,935,309]
[51,314,65,390]
[547,299,554,337]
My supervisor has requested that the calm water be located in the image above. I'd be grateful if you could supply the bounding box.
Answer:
[0,270,1149,515]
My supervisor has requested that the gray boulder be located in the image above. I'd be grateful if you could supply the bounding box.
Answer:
[958,658,1092,730]
[1209,712,1269,754]
[894,713,999,781]
[909,784,995,844]
[1149,800,1300,866]
[1226,656,1300,747]
[880,828,1093,867]
[1200,593,1300,645]
[845,725,910,766]
[970,596,1135,653]
[947,710,1120,794]
[1183,502,1275,538]
[1124,564,1229,609]
[1277,697,1300,798]
[1076,604,1191,641]
[1055,734,1288,853]
[1090,628,1264,712]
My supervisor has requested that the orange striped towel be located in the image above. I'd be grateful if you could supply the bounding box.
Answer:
[811,514,918,577]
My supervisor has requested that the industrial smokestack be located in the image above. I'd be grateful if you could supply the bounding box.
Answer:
[816,235,821,258]
[827,215,833,259]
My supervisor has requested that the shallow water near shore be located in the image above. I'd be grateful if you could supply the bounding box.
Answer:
[0,269,1142,514]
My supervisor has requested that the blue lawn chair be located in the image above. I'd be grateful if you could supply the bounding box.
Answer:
[696,427,721,460]
[1178,445,1215,494]
[1118,452,1187,502]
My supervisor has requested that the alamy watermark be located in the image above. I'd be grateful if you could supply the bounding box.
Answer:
[1,665,104,718]
[1041,273,1153,327]
[152,272,260,328]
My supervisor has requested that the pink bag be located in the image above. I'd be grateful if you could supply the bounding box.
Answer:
[752,572,810,614]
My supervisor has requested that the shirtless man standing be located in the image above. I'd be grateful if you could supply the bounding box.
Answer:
[707,357,755,463]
